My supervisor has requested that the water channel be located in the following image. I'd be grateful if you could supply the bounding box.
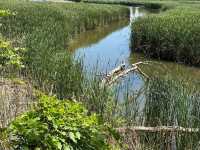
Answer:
[70,7,200,92]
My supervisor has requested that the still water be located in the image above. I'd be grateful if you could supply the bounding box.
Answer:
[72,7,200,90]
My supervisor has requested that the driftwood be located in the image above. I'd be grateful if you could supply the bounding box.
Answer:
[101,61,150,86]
[107,66,138,85]
[117,126,199,133]
[101,63,126,85]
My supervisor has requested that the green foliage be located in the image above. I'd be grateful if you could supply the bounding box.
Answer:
[132,5,200,66]
[0,9,26,69]
[0,38,26,68]
[7,94,113,150]
[83,0,173,11]
[0,1,129,99]
[0,9,14,17]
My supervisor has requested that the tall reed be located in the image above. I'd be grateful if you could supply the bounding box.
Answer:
[140,76,200,149]
[0,0,129,100]
[131,5,200,66]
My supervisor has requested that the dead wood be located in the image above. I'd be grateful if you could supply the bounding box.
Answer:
[117,126,199,133]
[101,61,150,86]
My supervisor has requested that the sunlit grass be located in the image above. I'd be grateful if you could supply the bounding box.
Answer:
[131,4,200,66]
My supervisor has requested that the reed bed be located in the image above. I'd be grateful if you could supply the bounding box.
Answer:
[131,4,200,66]
[138,76,200,149]
[83,0,176,11]
[0,2,129,148]
[0,0,129,99]
[1,0,200,149]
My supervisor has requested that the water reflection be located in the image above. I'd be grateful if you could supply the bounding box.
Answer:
[73,7,149,98]
[72,7,200,96]
[130,7,145,23]
[74,7,147,73]
[69,20,129,52]
[130,53,200,84]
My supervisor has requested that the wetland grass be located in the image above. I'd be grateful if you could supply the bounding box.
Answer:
[0,0,129,99]
[131,4,200,66]
[139,76,200,149]
[1,0,200,149]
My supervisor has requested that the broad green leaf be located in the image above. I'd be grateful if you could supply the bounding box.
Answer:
[69,132,77,143]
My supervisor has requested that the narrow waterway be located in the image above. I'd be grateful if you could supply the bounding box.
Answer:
[71,7,200,92]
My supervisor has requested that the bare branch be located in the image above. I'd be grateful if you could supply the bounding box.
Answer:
[101,61,150,86]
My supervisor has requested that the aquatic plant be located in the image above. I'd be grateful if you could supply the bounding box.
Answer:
[83,0,174,11]
[131,5,200,66]
[140,76,200,149]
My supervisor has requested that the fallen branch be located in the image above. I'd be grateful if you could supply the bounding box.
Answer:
[132,61,150,66]
[107,66,137,85]
[101,61,150,86]
[101,63,125,85]
[117,126,199,133]
[135,67,149,79]
[108,63,126,77]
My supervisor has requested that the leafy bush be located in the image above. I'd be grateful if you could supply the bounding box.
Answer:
[7,94,114,150]
[0,9,13,17]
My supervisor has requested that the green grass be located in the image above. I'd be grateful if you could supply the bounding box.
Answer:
[0,0,129,99]
[1,0,200,149]
[131,2,200,66]
[140,76,200,149]
[83,0,176,10]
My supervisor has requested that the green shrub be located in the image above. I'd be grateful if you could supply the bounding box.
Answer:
[131,6,200,66]
[7,94,114,150]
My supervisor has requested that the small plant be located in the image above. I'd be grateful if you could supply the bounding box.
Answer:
[0,38,26,69]
[7,94,117,150]
[0,9,13,17]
